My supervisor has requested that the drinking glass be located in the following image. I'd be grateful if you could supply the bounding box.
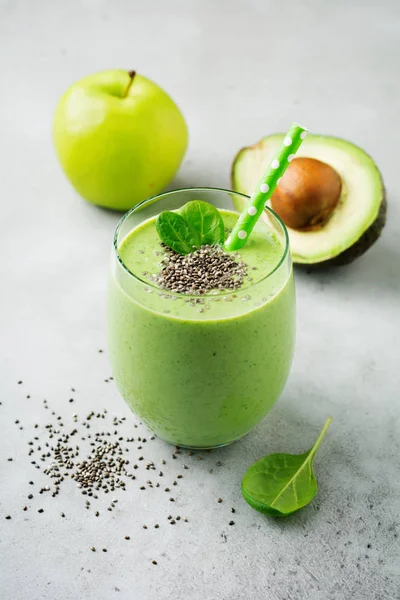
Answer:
[107,188,295,449]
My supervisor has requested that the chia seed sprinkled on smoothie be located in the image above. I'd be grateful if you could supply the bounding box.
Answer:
[153,243,248,294]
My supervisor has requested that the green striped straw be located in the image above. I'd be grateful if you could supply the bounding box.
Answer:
[224,122,308,252]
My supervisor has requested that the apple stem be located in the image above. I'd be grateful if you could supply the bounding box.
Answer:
[122,71,136,98]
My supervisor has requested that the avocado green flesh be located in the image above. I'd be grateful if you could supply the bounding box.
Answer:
[232,134,385,265]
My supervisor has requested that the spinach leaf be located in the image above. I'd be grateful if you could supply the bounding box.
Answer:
[180,200,225,246]
[156,200,225,254]
[156,211,199,255]
[242,417,332,517]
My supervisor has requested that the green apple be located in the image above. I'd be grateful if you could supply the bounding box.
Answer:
[53,70,188,211]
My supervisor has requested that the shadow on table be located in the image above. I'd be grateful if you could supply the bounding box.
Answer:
[293,237,400,297]
[180,401,325,471]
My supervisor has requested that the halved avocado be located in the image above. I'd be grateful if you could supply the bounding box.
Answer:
[231,134,386,266]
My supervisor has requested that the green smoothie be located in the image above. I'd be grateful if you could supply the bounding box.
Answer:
[108,209,295,448]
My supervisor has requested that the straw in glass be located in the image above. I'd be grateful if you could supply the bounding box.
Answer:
[224,122,308,252]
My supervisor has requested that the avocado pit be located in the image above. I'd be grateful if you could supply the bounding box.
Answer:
[271,157,342,230]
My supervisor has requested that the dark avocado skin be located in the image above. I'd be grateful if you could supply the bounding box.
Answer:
[297,191,387,269]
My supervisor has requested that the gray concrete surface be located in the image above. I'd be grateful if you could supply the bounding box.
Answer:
[1,1,400,599]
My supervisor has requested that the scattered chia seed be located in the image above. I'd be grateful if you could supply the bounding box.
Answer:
[91,546,96,552]
[5,515,11,520]
[231,508,236,513]
[217,498,223,503]
[229,520,235,526]
[152,560,157,565]
[11,384,232,559]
